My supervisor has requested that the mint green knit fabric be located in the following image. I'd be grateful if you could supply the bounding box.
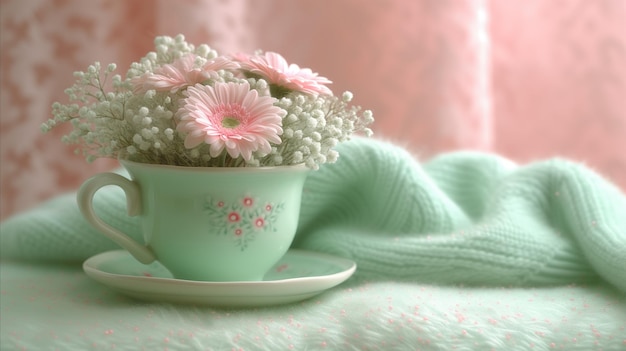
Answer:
[2,138,625,292]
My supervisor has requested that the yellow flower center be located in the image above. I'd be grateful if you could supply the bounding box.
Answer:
[221,116,241,129]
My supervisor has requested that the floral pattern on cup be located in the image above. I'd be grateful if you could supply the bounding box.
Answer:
[203,196,284,250]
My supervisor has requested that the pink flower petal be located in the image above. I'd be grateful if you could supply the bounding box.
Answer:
[131,54,240,94]
[237,52,332,96]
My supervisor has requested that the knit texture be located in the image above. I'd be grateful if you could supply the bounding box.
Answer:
[1,138,625,292]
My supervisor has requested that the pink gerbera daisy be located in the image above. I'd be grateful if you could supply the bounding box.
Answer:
[131,53,240,93]
[237,52,332,96]
[176,82,284,161]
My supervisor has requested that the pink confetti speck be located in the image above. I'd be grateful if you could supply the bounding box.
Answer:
[104,329,114,335]
[321,341,327,347]
[142,272,153,277]
[276,264,288,273]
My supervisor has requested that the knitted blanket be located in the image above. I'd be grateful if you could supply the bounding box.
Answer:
[2,138,625,293]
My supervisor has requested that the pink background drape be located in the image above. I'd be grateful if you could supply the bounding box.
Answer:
[1,0,625,220]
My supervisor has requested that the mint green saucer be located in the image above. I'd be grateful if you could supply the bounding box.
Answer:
[83,250,356,307]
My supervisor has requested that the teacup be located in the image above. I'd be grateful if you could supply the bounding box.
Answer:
[77,159,308,281]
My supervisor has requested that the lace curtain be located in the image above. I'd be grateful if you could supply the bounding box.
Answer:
[1,0,624,219]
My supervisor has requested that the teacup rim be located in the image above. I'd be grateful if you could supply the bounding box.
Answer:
[118,156,309,173]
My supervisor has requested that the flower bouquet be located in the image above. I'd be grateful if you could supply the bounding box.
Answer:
[43,34,374,169]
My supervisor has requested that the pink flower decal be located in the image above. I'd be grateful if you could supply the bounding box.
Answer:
[254,218,265,228]
[228,212,240,222]
[131,53,240,93]
[204,195,284,250]
[176,82,284,161]
[237,52,332,96]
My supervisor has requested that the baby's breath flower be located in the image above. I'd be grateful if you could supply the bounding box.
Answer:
[306,118,318,129]
[327,150,339,163]
[127,145,137,154]
[255,79,268,91]
[305,158,318,170]
[164,128,175,141]
[292,151,303,163]
[141,128,154,139]
[342,91,353,102]
[133,134,143,144]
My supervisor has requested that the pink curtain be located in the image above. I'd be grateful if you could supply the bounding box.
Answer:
[1,0,625,220]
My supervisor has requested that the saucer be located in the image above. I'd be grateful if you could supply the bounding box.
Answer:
[83,249,356,307]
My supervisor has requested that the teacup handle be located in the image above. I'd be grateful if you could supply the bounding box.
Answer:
[77,173,156,264]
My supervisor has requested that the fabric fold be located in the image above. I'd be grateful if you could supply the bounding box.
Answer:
[293,139,625,291]
[1,138,624,293]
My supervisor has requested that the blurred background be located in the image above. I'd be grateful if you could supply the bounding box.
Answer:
[1,0,625,220]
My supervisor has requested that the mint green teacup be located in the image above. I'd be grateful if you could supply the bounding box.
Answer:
[77,159,308,281]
